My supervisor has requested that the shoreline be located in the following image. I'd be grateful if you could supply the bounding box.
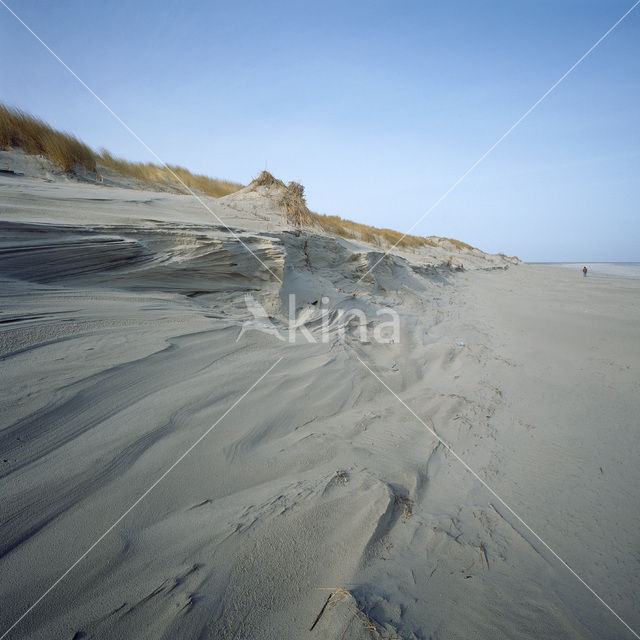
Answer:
[530,262,640,280]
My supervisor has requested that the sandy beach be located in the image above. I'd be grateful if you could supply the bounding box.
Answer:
[1,159,639,639]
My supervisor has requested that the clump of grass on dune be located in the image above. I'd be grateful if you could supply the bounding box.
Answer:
[0,102,242,198]
[0,104,96,173]
[310,211,440,249]
[248,172,446,247]
[436,236,476,251]
[97,150,242,198]
[249,171,313,227]
[249,170,286,190]
[279,180,313,227]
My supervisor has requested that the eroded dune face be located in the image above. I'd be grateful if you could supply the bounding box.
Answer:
[1,163,638,640]
[0,220,285,291]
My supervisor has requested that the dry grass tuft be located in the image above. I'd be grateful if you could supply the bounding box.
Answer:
[249,170,286,190]
[280,181,313,227]
[0,104,96,173]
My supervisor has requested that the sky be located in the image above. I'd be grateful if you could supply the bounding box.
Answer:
[1,0,639,261]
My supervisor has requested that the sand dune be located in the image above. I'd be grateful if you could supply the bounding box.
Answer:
[1,152,638,639]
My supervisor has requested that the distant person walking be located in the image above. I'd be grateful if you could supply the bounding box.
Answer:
[583,266,588,277]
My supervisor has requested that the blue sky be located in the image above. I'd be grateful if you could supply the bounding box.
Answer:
[1,0,639,261]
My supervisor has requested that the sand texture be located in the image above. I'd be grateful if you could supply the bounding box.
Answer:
[1,151,638,639]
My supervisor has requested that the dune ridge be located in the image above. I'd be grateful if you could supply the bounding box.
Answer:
[1,104,506,254]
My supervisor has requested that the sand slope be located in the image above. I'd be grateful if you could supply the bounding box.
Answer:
[1,155,638,639]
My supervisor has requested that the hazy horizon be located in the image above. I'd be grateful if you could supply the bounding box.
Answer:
[1,0,639,262]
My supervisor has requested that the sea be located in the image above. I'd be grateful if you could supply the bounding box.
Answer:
[536,262,640,279]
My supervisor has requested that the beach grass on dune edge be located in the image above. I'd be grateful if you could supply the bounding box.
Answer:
[1,102,484,251]
[0,103,241,198]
